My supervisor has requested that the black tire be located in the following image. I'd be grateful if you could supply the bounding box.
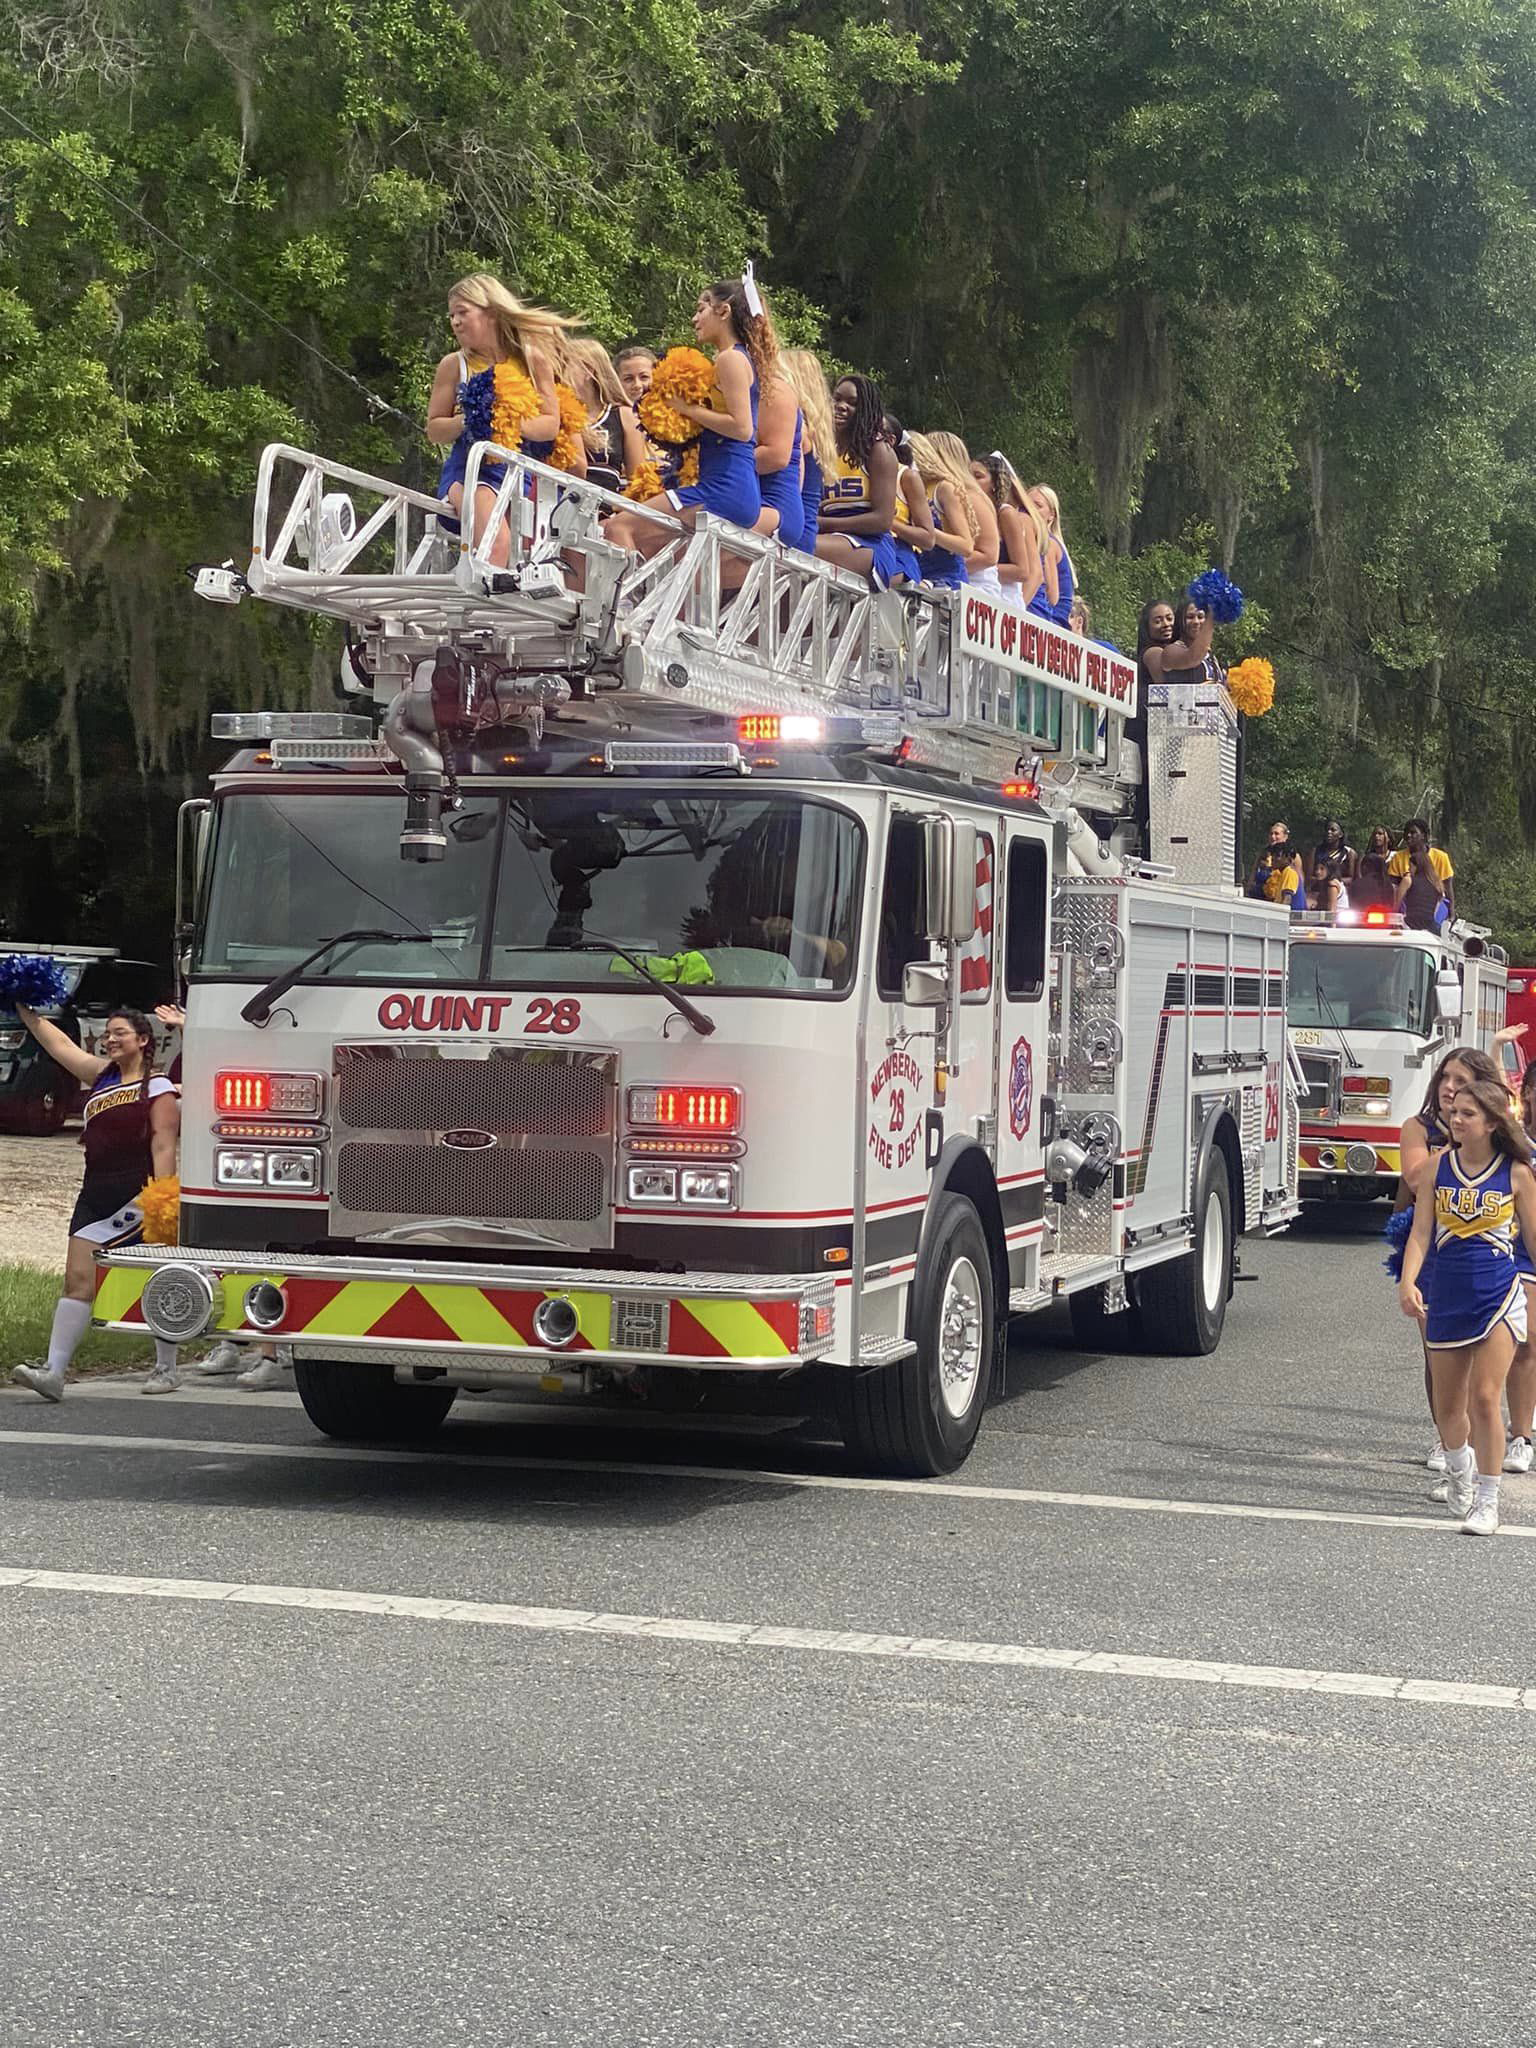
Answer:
[835,1192,995,1477]
[1137,1148,1232,1356]
[294,1359,456,1442]
[1068,1284,1141,1353]
[22,1084,69,1136]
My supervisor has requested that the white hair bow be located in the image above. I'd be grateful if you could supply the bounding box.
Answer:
[741,260,763,318]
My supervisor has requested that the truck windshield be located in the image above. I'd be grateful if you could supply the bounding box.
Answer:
[196,789,863,995]
[1287,943,1438,1035]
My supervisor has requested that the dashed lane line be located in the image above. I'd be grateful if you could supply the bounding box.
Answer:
[0,1564,1530,1713]
[1,1426,1530,1541]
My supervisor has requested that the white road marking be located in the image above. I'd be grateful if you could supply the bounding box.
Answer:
[0,1563,1529,1713]
[0,1425,1529,1540]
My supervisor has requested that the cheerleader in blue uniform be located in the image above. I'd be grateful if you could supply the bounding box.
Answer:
[1399,1073,1536,1535]
[608,277,766,562]
[881,416,936,586]
[780,350,837,556]
[815,375,900,588]
[426,274,568,566]
[907,432,975,587]
[755,359,804,549]
[1027,482,1076,627]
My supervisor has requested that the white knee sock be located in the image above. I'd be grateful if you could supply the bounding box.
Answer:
[153,1339,179,1372]
[45,1297,92,1376]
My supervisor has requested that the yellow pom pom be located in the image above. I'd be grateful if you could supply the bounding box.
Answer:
[652,346,715,406]
[490,360,541,450]
[678,444,700,488]
[135,1176,181,1246]
[1225,656,1276,718]
[549,382,591,474]
[625,459,664,503]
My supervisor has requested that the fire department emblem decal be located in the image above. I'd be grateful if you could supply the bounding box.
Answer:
[1008,1037,1034,1139]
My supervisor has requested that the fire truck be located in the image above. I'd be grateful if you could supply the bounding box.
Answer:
[1289,907,1510,1201]
[92,440,1300,1474]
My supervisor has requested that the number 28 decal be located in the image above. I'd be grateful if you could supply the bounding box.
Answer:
[525,997,581,1035]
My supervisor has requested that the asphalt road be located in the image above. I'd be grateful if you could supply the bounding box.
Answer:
[3,1207,1534,2048]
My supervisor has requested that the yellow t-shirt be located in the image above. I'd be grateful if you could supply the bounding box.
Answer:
[1387,846,1453,882]
[1259,857,1304,905]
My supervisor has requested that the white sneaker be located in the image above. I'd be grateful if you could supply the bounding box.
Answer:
[13,1364,64,1403]
[192,1341,245,1377]
[236,1351,294,1392]
[142,1362,181,1395]
[1444,1463,1478,1517]
[1504,1437,1534,1475]
[1429,1478,1450,1504]
[1426,1440,1448,1474]
[1462,1498,1500,1537]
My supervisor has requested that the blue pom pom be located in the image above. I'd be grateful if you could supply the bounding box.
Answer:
[1382,1205,1414,1282]
[0,953,72,1013]
[1189,567,1245,625]
[458,367,494,444]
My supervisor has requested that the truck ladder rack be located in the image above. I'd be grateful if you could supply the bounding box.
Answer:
[242,442,1140,796]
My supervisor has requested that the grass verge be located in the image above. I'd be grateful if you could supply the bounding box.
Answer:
[0,1263,158,1380]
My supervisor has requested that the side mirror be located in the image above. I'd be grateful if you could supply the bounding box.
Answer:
[902,961,947,1008]
[921,817,978,943]
[1434,970,1462,1025]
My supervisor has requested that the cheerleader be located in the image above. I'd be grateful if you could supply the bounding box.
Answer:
[1505,1059,1536,1472]
[906,431,975,587]
[614,345,657,404]
[565,337,644,494]
[881,415,937,586]
[1398,1073,1536,1535]
[1027,483,1076,627]
[976,452,1049,613]
[927,432,1000,591]
[425,274,572,566]
[780,350,837,555]
[607,277,768,561]
[815,375,899,587]
[1398,1047,1502,1473]
[10,1005,182,1401]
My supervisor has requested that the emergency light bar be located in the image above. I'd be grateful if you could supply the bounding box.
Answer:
[212,712,373,741]
[603,741,744,772]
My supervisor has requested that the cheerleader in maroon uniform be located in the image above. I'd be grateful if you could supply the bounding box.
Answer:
[10,1004,181,1400]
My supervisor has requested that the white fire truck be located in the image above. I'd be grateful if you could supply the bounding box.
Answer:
[1289,907,1510,1201]
[93,440,1300,1474]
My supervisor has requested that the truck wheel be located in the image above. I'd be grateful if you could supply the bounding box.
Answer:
[835,1192,994,1477]
[294,1360,456,1442]
[1068,1284,1140,1353]
[1136,1149,1232,1356]
[22,1086,69,1136]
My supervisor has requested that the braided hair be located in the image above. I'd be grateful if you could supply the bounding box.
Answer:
[835,374,885,472]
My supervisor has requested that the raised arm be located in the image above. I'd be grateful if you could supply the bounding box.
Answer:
[14,1003,108,1087]
[1143,611,1216,679]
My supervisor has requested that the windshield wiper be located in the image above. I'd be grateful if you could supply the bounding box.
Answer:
[242,928,413,1025]
[1312,970,1359,1072]
[500,940,715,1037]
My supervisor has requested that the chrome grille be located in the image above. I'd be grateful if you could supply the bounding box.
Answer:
[338,1050,607,1137]
[330,1041,616,1251]
[338,1144,604,1222]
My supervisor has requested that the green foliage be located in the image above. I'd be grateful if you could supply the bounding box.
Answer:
[6,0,1536,948]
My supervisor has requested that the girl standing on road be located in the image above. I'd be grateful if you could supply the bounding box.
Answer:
[9,1006,181,1401]
[1398,1073,1536,1536]
[1398,1047,1503,1473]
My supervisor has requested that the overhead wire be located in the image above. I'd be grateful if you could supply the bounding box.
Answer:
[0,95,422,432]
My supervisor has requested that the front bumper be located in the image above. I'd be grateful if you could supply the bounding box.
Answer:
[94,1248,837,1372]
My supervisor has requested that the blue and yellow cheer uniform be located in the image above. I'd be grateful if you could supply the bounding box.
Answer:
[821,453,898,588]
[1424,1149,1528,1348]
